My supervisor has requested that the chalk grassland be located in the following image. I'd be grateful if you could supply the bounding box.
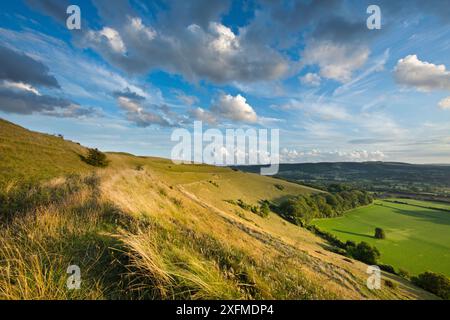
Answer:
[0,119,437,299]
[313,200,450,276]
[0,119,91,184]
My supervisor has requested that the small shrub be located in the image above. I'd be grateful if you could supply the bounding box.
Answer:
[345,240,356,248]
[412,272,450,299]
[250,206,259,214]
[171,197,183,208]
[208,181,219,188]
[227,199,270,218]
[83,173,100,189]
[274,184,284,191]
[235,199,252,211]
[135,164,144,171]
[331,247,348,256]
[379,264,397,275]
[348,242,380,265]
[385,280,396,289]
[82,148,109,167]
[309,226,346,248]
[398,269,410,279]
[158,188,167,197]
[259,202,270,218]
[374,227,386,239]
[234,210,245,219]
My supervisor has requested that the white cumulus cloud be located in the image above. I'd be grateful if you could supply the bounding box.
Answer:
[394,55,450,92]
[128,17,157,41]
[281,148,386,163]
[300,73,321,86]
[189,107,217,124]
[438,96,450,110]
[81,19,289,84]
[116,95,170,127]
[303,41,369,83]
[212,94,258,123]
[86,27,126,54]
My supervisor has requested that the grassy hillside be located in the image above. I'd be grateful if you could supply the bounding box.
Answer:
[0,119,91,184]
[0,118,437,300]
[313,200,450,276]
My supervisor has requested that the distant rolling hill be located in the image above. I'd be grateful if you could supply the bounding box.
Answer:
[234,162,450,195]
[0,118,437,300]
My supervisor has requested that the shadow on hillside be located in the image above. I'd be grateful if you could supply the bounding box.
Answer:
[332,229,374,239]
[380,203,450,226]
[270,195,296,205]
[318,242,341,253]
[77,153,88,163]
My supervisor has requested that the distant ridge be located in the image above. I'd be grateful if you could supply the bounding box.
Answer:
[234,161,450,193]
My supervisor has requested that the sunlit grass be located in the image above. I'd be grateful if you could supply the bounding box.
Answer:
[0,118,438,300]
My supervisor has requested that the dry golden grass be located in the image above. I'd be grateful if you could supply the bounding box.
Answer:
[0,119,438,300]
[0,168,437,300]
[117,227,246,299]
[99,166,435,300]
[0,192,109,299]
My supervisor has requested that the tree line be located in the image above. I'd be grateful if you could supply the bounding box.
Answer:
[275,184,373,226]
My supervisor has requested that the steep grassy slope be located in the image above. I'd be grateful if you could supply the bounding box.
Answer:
[0,119,91,184]
[0,118,437,299]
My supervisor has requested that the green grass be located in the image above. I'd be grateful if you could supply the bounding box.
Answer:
[387,198,450,211]
[313,200,450,276]
[0,119,91,184]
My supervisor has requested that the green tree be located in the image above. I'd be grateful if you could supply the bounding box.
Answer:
[412,272,450,299]
[83,148,109,167]
[350,242,380,265]
[374,227,386,239]
[279,196,314,226]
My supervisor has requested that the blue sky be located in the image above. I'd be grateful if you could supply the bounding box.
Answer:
[1,0,450,163]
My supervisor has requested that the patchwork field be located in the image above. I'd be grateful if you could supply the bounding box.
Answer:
[313,200,450,276]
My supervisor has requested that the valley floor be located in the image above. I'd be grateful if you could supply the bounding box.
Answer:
[313,200,450,277]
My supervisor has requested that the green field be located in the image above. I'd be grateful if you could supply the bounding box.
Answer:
[313,200,450,276]
[387,198,450,211]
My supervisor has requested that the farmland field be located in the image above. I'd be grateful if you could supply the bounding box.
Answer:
[386,198,450,211]
[312,200,450,276]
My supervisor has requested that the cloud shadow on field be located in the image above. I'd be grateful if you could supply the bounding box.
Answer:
[382,204,450,227]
